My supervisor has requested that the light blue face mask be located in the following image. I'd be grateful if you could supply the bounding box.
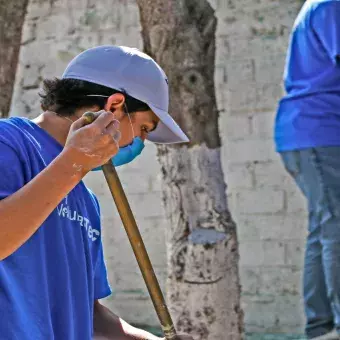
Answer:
[92,136,145,171]
[87,95,145,170]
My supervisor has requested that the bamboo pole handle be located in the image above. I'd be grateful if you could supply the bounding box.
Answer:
[83,112,177,339]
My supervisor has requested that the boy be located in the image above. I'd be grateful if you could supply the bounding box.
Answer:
[0,45,191,340]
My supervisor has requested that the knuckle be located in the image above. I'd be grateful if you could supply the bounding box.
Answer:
[103,110,114,119]
[88,124,101,135]
[92,111,102,120]
[101,133,111,143]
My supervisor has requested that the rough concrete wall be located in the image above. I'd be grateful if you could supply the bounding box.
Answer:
[10,0,305,334]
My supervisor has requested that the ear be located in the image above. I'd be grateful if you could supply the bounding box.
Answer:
[104,93,125,118]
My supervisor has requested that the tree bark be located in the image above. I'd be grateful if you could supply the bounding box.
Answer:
[0,0,28,118]
[136,1,244,339]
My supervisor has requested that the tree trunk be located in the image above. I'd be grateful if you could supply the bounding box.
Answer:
[0,0,28,118]
[136,1,244,339]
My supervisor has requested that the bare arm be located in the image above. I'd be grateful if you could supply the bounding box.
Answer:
[93,300,160,340]
[93,301,194,340]
[0,150,84,260]
[0,111,119,260]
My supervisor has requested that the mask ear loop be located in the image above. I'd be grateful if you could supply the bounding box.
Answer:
[124,103,135,140]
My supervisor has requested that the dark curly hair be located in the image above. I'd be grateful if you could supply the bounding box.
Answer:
[39,78,150,116]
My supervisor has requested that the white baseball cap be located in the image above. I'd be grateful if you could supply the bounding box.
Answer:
[62,45,189,144]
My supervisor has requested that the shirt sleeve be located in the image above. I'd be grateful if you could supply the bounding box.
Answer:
[311,1,340,64]
[0,141,25,200]
[94,241,112,300]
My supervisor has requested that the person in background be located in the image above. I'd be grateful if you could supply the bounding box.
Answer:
[275,1,340,339]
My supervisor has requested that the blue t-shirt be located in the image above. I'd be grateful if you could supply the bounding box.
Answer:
[0,117,111,339]
[275,0,340,151]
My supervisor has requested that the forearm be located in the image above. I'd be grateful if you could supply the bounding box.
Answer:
[93,301,160,340]
[0,149,84,260]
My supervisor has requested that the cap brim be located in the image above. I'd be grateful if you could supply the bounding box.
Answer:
[147,104,189,144]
